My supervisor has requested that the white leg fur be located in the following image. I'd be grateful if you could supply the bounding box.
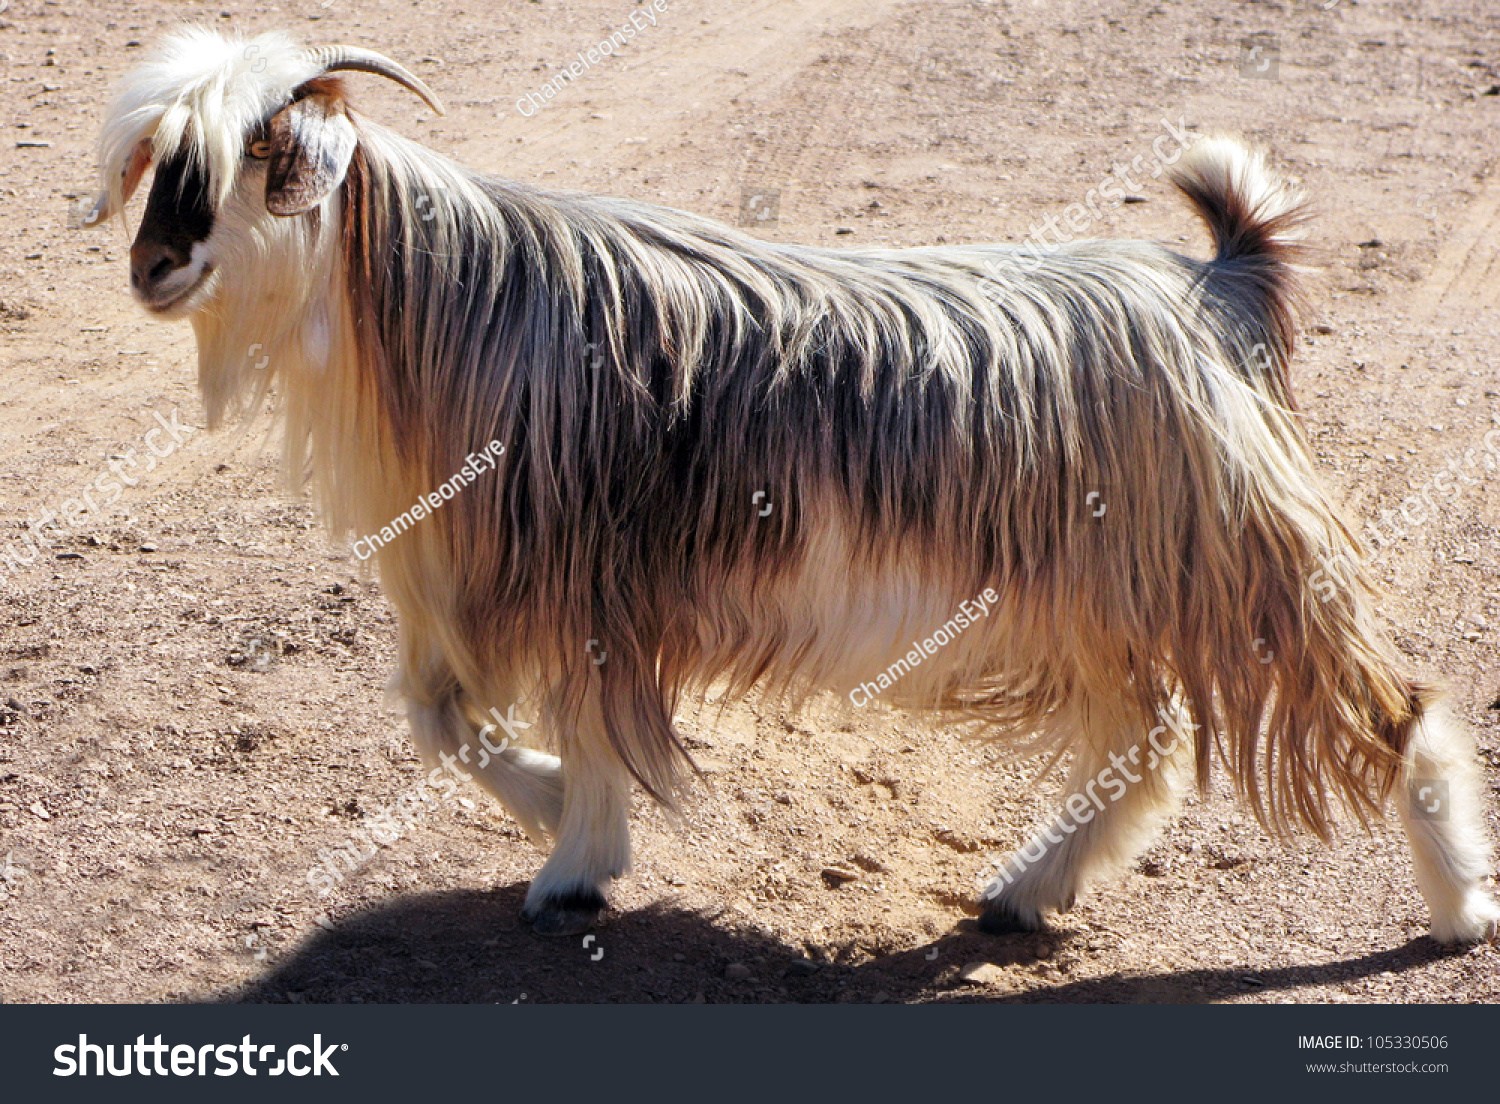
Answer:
[520,690,632,934]
[406,695,564,844]
[1396,707,1500,943]
[980,704,1192,931]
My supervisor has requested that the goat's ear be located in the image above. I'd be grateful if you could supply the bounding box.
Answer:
[264,93,357,217]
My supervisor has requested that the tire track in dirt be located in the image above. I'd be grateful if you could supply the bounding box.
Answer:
[454,0,911,184]
[1411,177,1500,323]
[713,9,912,230]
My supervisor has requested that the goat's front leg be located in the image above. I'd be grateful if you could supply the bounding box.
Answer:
[520,691,632,935]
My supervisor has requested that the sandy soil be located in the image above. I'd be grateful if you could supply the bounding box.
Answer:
[0,0,1497,1004]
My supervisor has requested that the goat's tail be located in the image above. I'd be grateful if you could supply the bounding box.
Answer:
[1170,134,1311,268]
[1168,135,1312,408]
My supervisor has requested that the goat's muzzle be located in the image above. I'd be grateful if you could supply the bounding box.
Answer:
[127,234,213,314]
[130,239,188,296]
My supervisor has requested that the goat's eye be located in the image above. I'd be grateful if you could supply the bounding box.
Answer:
[247,139,273,160]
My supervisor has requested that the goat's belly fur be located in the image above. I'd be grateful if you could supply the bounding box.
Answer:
[726,509,1012,713]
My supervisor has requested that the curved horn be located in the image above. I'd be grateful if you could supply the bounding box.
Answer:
[301,45,446,116]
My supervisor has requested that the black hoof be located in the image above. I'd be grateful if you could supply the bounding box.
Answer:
[977,900,1045,935]
[521,888,606,936]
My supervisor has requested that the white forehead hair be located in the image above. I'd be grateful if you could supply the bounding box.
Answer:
[97,27,321,211]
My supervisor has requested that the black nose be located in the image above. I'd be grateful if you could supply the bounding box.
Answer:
[129,239,188,293]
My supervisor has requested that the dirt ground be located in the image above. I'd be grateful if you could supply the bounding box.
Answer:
[1,0,1497,1005]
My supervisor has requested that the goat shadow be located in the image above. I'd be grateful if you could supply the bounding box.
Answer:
[213,883,1466,1004]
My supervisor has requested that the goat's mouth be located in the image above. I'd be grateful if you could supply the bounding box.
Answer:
[135,263,216,316]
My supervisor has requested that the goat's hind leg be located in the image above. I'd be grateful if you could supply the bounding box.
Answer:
[979,702,1192,933]
[1396,703,1500,943]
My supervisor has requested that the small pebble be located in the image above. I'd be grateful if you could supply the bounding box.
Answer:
[958,961,1004,985]
[725,963,752,980]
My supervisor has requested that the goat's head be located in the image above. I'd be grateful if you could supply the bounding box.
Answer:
[87,29,443,319]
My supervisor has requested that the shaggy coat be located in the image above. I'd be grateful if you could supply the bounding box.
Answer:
[90,28,1498,940]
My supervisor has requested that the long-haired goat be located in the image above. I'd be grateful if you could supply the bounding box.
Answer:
[88,28,1498,941]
